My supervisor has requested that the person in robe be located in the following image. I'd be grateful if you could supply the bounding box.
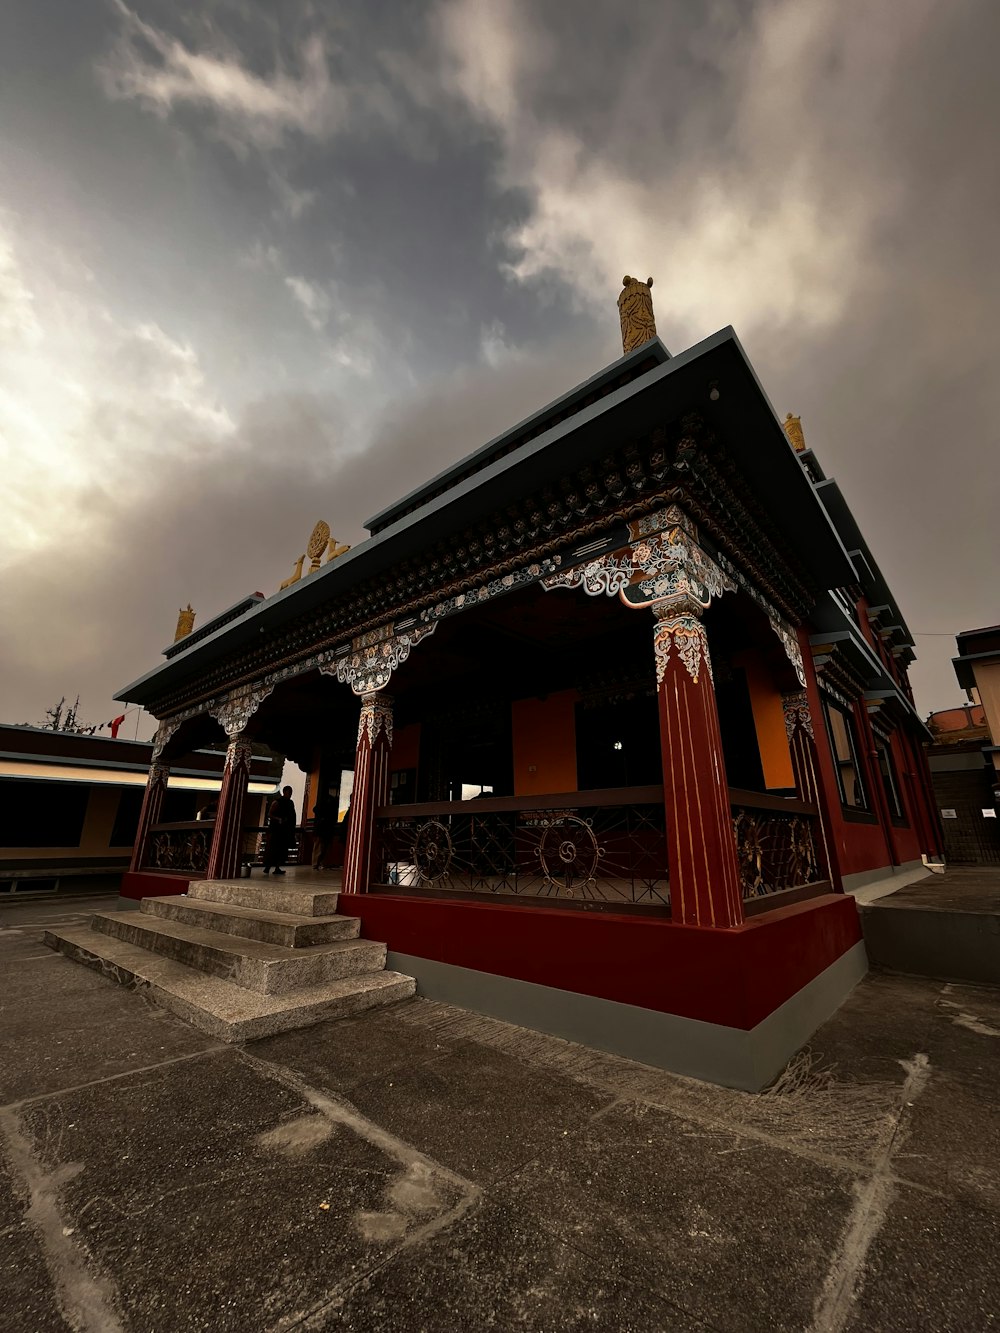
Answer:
[262,786,296,875]
[310,792,338,870]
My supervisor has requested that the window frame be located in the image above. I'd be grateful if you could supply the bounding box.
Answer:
[821,696,873,816]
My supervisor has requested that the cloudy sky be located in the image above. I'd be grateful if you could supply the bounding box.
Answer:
[1,0,997,739]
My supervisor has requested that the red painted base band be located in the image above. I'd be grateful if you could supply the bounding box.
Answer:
[120,870,193,901]
[337,893,863,1031]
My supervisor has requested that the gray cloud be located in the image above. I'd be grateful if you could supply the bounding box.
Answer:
[1,0,997,731]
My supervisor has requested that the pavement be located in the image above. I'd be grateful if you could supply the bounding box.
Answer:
[3,889,1000,1332]
[870,864,1000,914]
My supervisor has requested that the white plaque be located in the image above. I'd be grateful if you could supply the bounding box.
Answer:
[940,808,958,819]
[983,808,997,819]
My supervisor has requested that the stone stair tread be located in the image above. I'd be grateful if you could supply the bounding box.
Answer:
[90,910,364,961]
[143,895,347,929]
[189,881,340,916]
[43,925,416,1043]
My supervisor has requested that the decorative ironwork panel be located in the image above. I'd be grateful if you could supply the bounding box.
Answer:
[731,805,821,899]
[377,800,669,907]
[147,824,211,874]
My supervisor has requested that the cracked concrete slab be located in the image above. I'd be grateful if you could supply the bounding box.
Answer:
[4,890,1000,1332]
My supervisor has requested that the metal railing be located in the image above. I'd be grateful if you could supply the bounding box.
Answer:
[729,789,825,900]
[374,786,826,911]
[147,821,212,874]
[144,821,303,875]
[374,786,669,908]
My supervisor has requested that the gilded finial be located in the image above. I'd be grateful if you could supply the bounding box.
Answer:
[279,555,306,591]
[306,520,331,574]
[783,413,806,453]
[618,275,656,355]
[174,604,195,641]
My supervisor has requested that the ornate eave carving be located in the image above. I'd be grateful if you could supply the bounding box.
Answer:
[144,414,819,718]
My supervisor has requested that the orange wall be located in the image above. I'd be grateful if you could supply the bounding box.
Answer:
[733,654,796,791]
[512,691,578,796]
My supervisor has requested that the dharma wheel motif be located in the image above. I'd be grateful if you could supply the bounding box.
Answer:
[411,819,453,882]
[536,816,603,896]
[307,520,331,573]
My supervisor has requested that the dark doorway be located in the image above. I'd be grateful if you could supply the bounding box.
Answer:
[575,694,661,791]
[714,668,766,792]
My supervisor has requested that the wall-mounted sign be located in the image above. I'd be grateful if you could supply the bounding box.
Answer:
[941,809,958,819]
[983,809,997,819]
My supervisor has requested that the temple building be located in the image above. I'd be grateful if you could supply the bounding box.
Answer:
[47,280,942,1089]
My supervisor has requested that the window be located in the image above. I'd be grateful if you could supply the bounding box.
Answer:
[876,740,906,822]
[822,700,869,811]
[0,780,90,847]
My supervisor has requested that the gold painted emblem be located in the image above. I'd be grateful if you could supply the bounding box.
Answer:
[306,520,331,573]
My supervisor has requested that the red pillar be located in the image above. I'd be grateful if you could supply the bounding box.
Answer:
[206,735,252,880]
[343,692,393,893]
[129,761,170,872]
[653,607,744,928]
[782,689,842,891]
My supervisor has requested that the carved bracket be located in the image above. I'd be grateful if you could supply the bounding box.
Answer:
[209,681,276,738]
[322,622,437,696]
[541,506,735,619]
[151,718,182,761]
[782,690,815,741]
[358,691,394,750]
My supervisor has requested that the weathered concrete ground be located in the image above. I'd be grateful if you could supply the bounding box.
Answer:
[2,890,1000,1332]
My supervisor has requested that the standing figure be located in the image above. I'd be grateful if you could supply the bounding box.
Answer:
[263,785,297,875]
[310,791,338,870]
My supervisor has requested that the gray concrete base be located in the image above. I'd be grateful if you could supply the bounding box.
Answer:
[843,858,926,902]
[386,941,869,1092]
[861,904,1000,985]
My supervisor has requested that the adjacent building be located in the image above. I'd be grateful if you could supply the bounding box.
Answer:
[0,723,281,895]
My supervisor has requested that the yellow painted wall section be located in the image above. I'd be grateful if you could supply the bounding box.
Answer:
[512,691,578,796]
[733,654,796,791]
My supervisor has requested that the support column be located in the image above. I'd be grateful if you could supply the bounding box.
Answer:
[129,761,170,872]
[206,734,253,880]
[654,607,744,928]
[343,693,393,894]
[781,689,840,890]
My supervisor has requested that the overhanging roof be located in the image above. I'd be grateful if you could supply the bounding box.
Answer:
[116,327,858,709]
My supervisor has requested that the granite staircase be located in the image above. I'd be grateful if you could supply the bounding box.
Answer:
[43,880,415,1041]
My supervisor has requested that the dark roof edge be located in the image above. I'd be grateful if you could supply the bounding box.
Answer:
[363,337,671,532]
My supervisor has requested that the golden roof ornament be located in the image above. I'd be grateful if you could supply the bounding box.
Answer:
[174,604,195,641]
[306,520,331,574]
[278,521,352,592]
[783,413,806,453]
[618,275,656,355]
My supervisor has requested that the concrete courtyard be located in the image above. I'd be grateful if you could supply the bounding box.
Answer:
[2,888,999,1332]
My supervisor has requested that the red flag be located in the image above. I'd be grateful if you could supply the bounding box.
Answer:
[109,714,127,739]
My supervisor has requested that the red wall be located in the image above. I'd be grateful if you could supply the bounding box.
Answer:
[121,870,192,900]
[339,892,862,1032]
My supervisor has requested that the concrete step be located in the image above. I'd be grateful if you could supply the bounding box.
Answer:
[141,895,359,948]
[44,924,416,1043]
[188,879,340,917]
[88,911,386,995]
[860,901,1000,986]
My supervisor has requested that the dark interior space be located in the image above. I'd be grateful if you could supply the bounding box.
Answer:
[575,693,661,790]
